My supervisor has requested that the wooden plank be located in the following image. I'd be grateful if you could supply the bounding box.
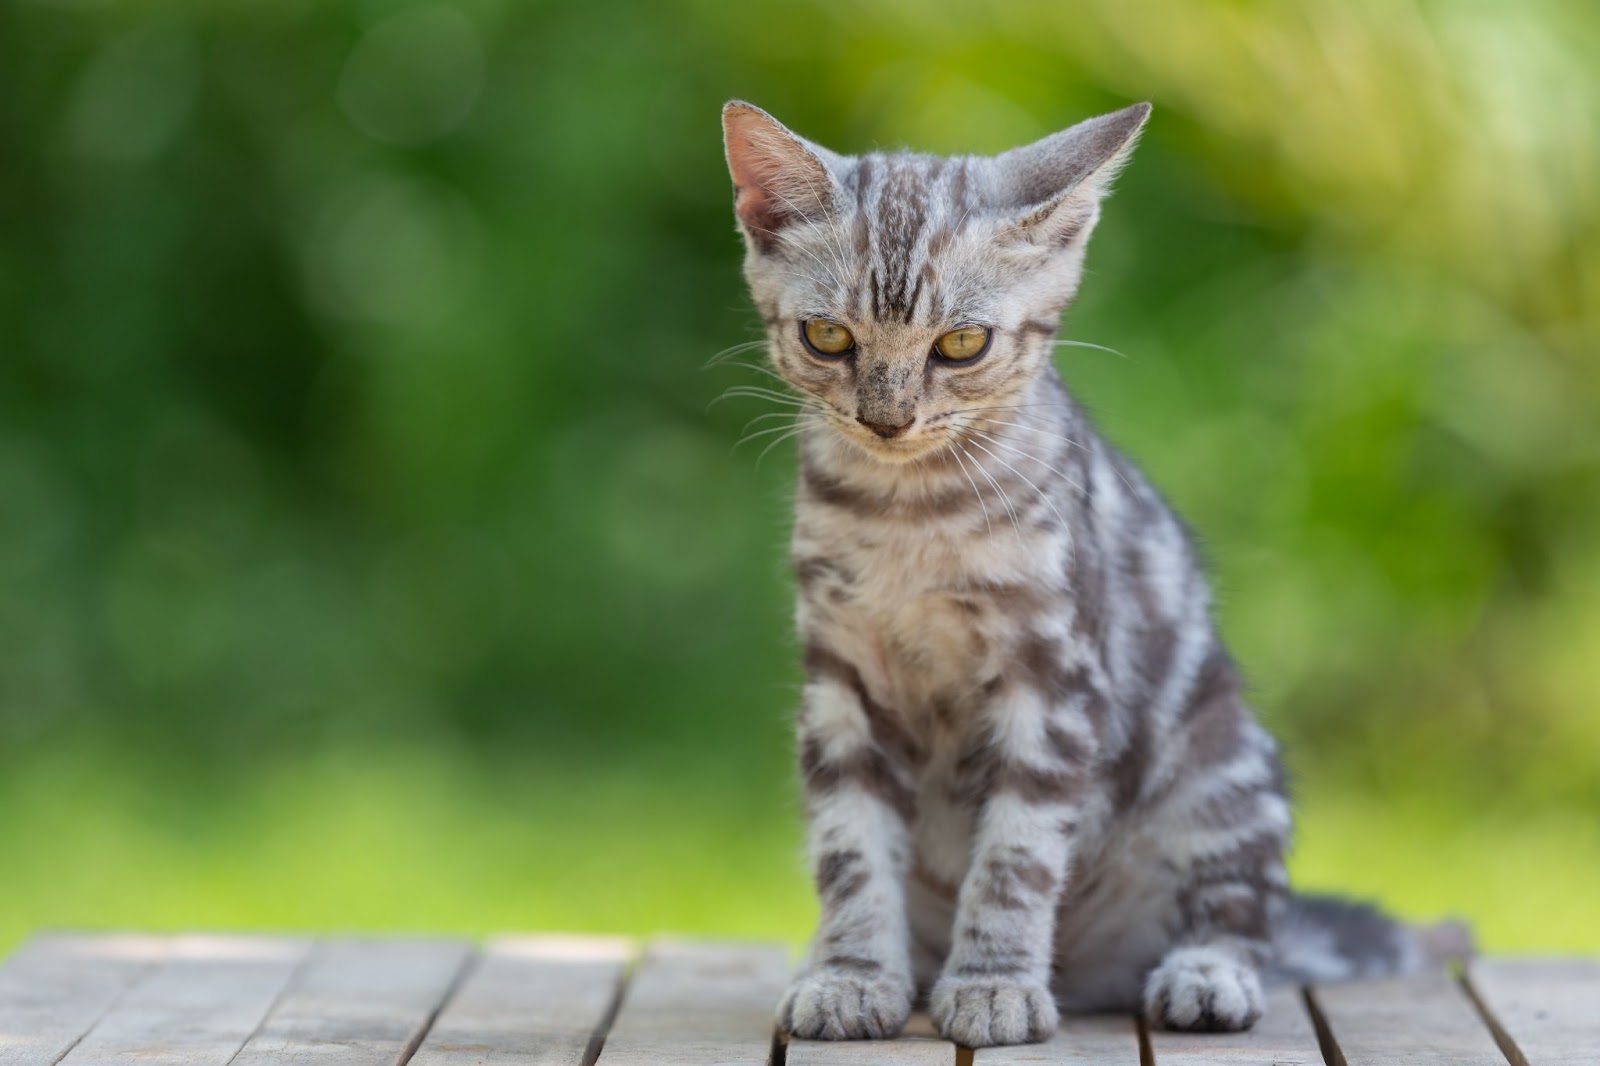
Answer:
[1468,957,1600,1066]
[976,1012,1140,1065]
[0,934,170,1066]
[230,938,472,1066]
[1311,970,1505,1065]
[789,1012,952,1064]
[410,934,631,1066]
[596,939,790,1066]
[55,934,312,1066]
[1147,984,1323,1065]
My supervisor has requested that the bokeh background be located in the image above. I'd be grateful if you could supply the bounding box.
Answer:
[2,0,1597,954]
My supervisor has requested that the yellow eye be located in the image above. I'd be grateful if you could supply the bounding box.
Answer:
[801,319,855,356]
[934,326,992,362]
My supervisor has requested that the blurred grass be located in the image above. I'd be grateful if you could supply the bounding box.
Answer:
[3,749,1596,954]
[2,0,1597,951]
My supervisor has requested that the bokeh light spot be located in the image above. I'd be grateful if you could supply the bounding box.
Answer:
[337,4,485,145]
[65,26,198,162]
[301,173,483,327]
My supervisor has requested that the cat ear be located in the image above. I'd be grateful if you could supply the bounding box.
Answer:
[993,102,1151,247]
[722,101,842,252]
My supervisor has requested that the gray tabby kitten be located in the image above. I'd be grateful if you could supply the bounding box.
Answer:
[720,100,1467,1048]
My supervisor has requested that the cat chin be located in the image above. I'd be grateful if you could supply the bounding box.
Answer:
[835,429,944,466]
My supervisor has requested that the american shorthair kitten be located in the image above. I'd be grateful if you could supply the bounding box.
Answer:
[720,100,1466,1047]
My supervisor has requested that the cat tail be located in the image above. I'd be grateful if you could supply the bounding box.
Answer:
[1268,892,1475,983]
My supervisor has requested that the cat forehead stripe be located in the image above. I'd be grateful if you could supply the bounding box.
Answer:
[844,153,979,326]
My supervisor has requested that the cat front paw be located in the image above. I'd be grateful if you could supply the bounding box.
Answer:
[930,974,1058,1047]
[1143,946,1263,1032]
[780,965,913,1040]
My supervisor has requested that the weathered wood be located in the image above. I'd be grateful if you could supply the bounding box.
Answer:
[596,939,790,1065]
[1311,971,1505,1065]
[4,937,1599,1064]
[229,938,471,1066]
[410,935,631,1066]
[1468,957,1600,1066]
[976,1013,1141,1065]
[788,1012,952,1065]
[1147,985,1323,1065]
[0,934,168,1066]
[55,935,312,1066]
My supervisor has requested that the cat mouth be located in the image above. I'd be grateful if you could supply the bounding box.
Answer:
[840,423,941,463]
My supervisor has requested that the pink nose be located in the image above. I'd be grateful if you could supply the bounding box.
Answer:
[857,415,916,439]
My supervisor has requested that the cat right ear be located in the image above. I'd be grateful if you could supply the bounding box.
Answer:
[993,102,1152,248]
[722,102,841,252]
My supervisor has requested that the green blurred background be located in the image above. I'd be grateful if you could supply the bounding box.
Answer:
[2,0,1596,954]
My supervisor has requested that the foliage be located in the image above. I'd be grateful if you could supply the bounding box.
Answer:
[1,0,1596,949]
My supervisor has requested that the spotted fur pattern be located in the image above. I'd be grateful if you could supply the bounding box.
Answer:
[720,101,1467,1047]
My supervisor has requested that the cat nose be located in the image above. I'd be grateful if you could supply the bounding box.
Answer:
[857,414,916,439]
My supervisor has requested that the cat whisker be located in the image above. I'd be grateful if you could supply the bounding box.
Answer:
[703,340,768,369]
[746,217,839,283]
[945,436,995,543]
[938,402,1079,419]
[754,250,835,287]
[742,410,803,433]
[756,421,813,466]
[714,360,792,386]
[735,418,809,451]
[736,416,812,454]
[967,428,1082,574]
[709,385,810,410]
[786,242,845,288]
[768,172,853,282]
[967,429,1083,516]
[961,439,1024,542]
[968,417,1087,453]
[753,183,851,283]
[1053,339,1129,359]
[970,418,1136,495]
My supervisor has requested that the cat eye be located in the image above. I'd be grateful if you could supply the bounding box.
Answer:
[800,319,856,358]
[932,326,992,364]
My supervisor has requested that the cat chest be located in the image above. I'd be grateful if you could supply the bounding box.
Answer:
[797,526,1047,733]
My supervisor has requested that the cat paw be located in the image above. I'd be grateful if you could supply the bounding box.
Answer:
[780,966,913,1040]
[930,974,1058,1046]
[1143,946,1263,1032]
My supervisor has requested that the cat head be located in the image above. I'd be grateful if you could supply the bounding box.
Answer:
[722,101,1149,464]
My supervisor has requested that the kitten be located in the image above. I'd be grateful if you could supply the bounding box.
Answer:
[720,101,1468,1047]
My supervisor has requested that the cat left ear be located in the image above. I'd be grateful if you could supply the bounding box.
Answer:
[723,101,842,252]
[994,102,1152,247]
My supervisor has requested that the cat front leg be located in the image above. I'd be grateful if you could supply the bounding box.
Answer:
[931,680,1098,1046]
[779,648,919,1040]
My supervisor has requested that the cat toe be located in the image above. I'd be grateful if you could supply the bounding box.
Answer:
[930,974,1058,1047]
[780,967,912,1040]
[1143,946,1263,1032]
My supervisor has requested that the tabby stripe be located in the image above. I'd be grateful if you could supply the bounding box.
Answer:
[815,848,869,904]
[902,270,925,325]
[801,462,982,521]
[804,641,925,766]
[799,733,916,821]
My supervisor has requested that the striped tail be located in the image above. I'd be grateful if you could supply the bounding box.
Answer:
[1270,893,1475,983]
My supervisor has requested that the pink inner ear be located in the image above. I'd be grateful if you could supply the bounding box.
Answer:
[724,107,832,247]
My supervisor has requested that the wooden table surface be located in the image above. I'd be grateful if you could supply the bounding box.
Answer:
[0,934,1592,1065]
